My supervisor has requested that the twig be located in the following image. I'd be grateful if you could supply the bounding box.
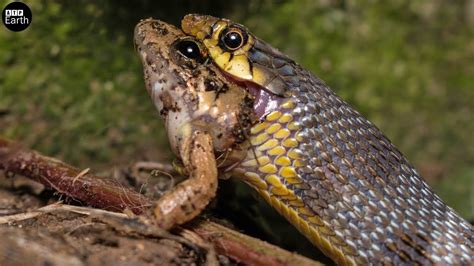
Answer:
[72,168,90,186]
[132,161,175,175]
[0,136,324,265]
[0,137,152,214]
[0,201,63,224]
[178,228,219,266]
[188,219,323,266]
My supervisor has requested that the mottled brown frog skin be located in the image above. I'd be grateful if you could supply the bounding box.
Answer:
[134,19,255,229]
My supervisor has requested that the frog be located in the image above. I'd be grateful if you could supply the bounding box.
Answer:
[135,18,256,230]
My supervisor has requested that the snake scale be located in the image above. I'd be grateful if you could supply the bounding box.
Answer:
[135,14,473,265]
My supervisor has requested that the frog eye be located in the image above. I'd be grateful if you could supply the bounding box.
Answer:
[221,27,247,51]
[175,40,201,60]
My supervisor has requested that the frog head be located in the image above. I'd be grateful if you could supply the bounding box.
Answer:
[134,19,255,167]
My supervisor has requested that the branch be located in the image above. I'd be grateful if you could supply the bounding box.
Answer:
[0,137,152,214]
[0,136,323,265]
[188,219,323,266]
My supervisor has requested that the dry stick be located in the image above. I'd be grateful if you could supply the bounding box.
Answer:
[188,219,323,266]
[0,137,152,214]
[0,136,322,266]
[0,201,64,224]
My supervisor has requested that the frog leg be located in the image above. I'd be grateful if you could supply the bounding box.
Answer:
[153,130,217,230]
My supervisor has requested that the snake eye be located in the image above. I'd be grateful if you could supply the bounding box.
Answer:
[176,40,201,60]
[221,27,247,50]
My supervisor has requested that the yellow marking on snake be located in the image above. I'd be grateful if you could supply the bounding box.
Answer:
[259,164,278,174]
[258,139,279,151]
[275,156,291,166]
[288,121,301,131]
[268,146,286,156]
[214,52,231,67]
[266,111,282,121]
[293,160,303,168]
[253,132,269,146]
[252,66,269,85]
[242,156,270,167]
[265,123,281,134]
[285,177,303,185]
[250,121,269,134]
[271,186,290,196]
[280,167,297,178]
[224,54,252,79]
[278,113,293,123]
[289,201,304,207]
[295,132,305,142]
[287,149,300,160]
[228,97,354,265]
[282,138,298,148]
[243,172,267,190]
[281,100,296,109]
[266,174,283,188]
[274,128,291,139]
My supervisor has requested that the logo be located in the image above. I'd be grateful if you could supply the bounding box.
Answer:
[2,2,32,32]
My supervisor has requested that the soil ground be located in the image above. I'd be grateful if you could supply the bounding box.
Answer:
[0,173,221,266]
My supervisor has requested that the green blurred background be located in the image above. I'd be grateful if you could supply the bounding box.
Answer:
[1,0,473,259]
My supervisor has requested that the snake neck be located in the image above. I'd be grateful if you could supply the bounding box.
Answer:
[232,95,357,265]
[231,68,473,265]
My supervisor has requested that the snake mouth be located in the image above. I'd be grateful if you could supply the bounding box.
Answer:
[218,70,285,121]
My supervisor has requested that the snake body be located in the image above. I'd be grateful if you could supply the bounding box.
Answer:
[182,15,473,264]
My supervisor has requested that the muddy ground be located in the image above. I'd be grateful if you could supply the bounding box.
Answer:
[0,173,214,266]
[0,165,328,266]
[0,137,333,266]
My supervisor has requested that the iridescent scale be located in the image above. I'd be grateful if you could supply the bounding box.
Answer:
[233,66,473,265]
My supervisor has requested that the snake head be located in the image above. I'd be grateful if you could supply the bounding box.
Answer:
[135,19,256,163]
[182,14,296,98]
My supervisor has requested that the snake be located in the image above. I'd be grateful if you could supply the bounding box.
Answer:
[135,15,473,265]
